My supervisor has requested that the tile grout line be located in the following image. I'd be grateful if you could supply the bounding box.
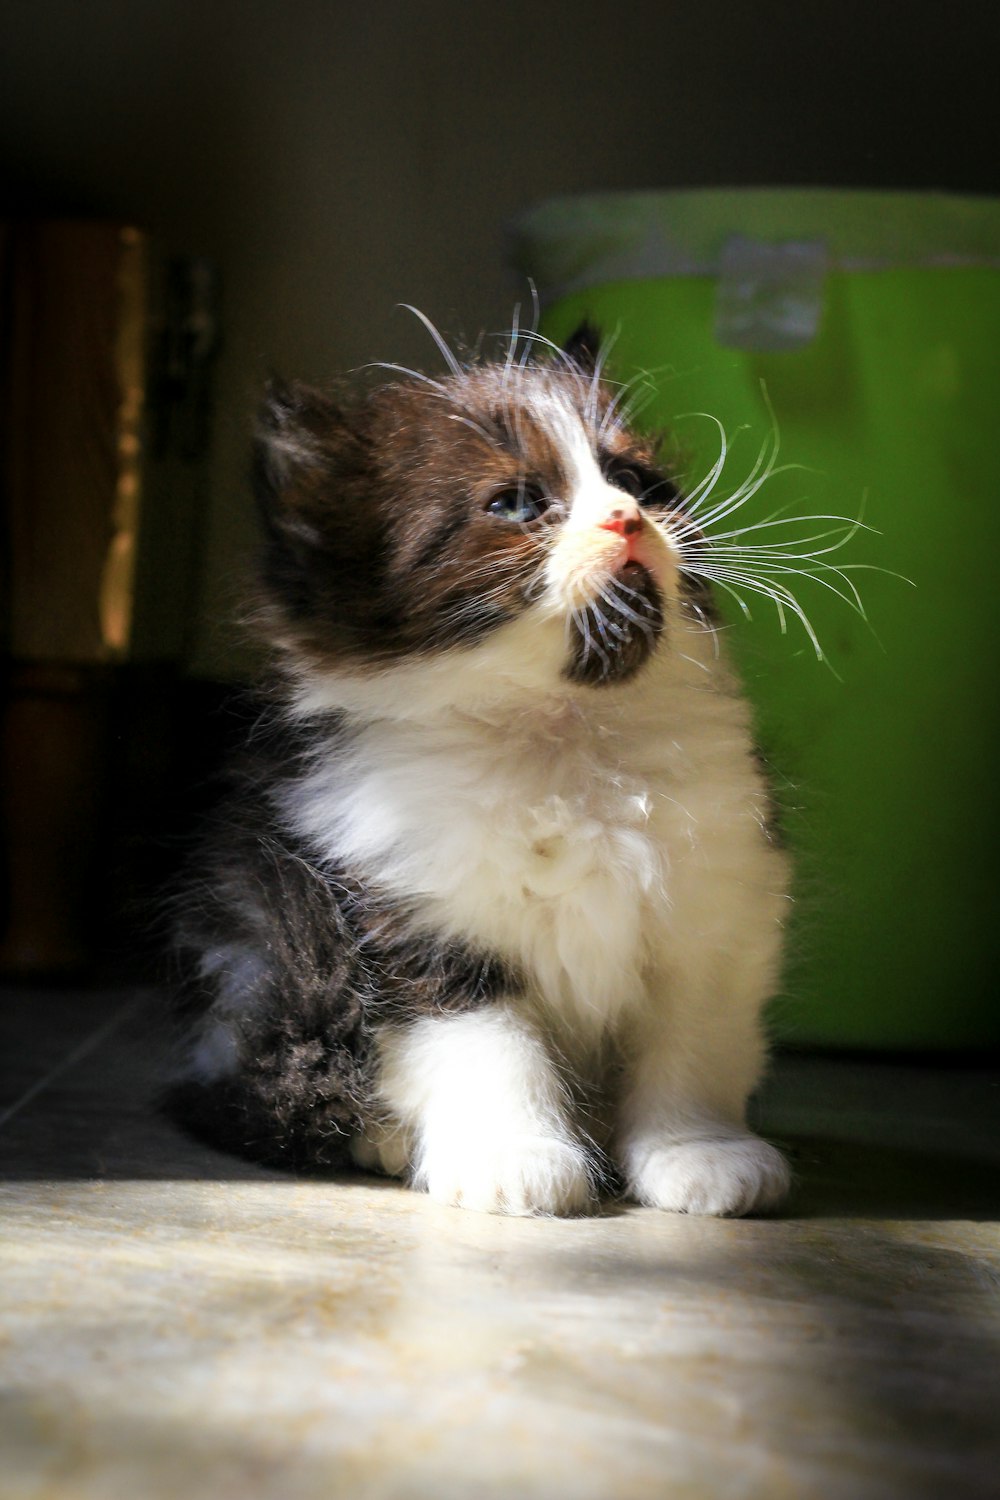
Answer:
[0,992,151,1133]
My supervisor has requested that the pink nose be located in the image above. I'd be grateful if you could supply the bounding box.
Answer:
[599,510,643,537]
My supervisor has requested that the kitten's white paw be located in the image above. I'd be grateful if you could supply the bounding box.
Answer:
[350,1123,411,1179]
[629,1134,789,1217]
[420,1134,594,1217]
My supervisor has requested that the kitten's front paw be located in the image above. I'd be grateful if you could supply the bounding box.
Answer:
[628,1134,789,1217]
[420,1135,594,1217]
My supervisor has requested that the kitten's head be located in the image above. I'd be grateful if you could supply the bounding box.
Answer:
[254,324,710,709]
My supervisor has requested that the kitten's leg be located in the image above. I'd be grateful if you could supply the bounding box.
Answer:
[617,960,790,1217]
[369,1003,594,1216]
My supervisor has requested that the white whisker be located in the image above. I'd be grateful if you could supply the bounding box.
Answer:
[690,563,825,659]
[573,605,610,678]
[689,429,778,530]
[503,303,522,384]
[675,413,732,514]
[587,329,620,427]
[363,361,451,397]
[596,372,652,444]
[597,582,657,642]
[527,279,541,338]
[446,412,499,446]
[400,304,465,378]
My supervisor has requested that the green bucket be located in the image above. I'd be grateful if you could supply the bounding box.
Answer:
[513,190,1000,1051]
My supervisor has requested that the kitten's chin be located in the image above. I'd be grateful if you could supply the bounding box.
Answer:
[563,564,664,688]
[620,559,652,590]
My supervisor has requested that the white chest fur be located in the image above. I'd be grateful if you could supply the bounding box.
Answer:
[285,659,775,1045]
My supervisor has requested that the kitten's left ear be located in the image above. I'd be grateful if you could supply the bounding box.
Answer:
[562,321,603,374]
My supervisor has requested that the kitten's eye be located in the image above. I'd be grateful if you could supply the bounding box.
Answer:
[605,459,674,508]
[605,461,648,501]
[486,484,551,524]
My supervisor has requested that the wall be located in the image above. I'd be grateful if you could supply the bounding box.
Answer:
[1,0,995,677]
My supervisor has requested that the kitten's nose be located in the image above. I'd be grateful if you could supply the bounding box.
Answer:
[599,508,643,537]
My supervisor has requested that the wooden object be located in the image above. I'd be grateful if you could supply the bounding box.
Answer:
[0,222,217,976]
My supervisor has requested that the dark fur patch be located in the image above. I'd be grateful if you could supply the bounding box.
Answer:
[253,372,566,666]
[564,566,664,686]
[169,716,518,1170]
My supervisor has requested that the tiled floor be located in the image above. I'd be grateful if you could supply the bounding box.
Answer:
[1,986,998,1499]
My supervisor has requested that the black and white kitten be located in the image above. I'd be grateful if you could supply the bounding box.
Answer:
[170,323,792,1217]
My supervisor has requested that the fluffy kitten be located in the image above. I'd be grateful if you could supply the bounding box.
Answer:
[170,323,791,1217]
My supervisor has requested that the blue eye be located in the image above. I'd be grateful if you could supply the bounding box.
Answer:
[487,485,550,524]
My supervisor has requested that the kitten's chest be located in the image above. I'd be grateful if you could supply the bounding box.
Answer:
[290,712,682,1005]
[339,720,662,868]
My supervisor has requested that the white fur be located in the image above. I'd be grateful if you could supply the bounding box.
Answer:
[369,1007,593,1215]
[625,1135,790,1216]
[291,392,790,1215]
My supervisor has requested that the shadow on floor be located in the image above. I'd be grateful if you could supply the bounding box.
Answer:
[779,1136,1000,1222]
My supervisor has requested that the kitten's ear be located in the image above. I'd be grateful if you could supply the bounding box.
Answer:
[562,321,603,374]
[253,377,361,539]
[254,378,335,507]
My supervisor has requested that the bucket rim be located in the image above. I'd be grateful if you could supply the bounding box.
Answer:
[510,188,1000,304]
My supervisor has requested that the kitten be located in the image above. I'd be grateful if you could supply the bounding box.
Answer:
[169,322,791,1217]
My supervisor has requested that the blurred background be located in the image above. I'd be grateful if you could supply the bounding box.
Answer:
[0,0,996,987]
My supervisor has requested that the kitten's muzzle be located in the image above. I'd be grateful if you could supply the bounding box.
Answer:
[598,507,673,588]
